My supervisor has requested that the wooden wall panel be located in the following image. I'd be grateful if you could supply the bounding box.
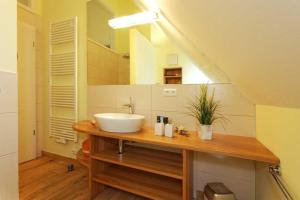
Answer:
[87,39,129,85]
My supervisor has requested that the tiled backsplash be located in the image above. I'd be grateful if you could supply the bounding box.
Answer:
[88,83,255,137]
[0,71,18,199]
[0,71,18,155]
[88,83,256,200]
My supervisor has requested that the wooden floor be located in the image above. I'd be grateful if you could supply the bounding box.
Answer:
[19,156,147,200]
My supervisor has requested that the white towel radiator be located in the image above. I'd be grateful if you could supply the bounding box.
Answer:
[48,17,78,143]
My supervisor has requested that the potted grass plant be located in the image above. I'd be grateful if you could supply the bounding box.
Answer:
[188,84,223,140]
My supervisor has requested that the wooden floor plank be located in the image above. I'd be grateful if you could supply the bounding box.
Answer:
[19,156,148,200]
[19,157,54,172]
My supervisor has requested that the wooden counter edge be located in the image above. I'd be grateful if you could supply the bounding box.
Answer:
[73,121,280,165]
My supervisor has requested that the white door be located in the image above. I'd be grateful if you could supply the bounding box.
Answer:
[17,22,37,163]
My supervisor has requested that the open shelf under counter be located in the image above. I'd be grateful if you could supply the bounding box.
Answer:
[74,120,280,200]
[93,165,182,200]
[76,150,90,168]
[91,145,183,180]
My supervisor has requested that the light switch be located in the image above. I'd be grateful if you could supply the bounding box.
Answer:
[163,88,177,97]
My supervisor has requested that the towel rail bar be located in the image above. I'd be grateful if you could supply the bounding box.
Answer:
[269,166,294,200]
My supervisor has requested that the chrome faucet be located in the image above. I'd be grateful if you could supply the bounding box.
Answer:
[123,97,134,114]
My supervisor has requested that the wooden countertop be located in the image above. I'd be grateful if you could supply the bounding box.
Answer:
[73,120,279,165]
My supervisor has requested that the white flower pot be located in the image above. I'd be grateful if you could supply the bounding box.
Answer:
[198,124,213,140]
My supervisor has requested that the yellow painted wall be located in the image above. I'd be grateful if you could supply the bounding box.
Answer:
[99,0,150,54]
[99,0,119,15]
[17,5,42,30]
[100,0,139,17]
[113,0,150,54]
[87,0,114,48]
[31,0,43,15]
[256,105,300,199]
[42,0,87,158]
[18,0,42,16]
[0,0,17,72]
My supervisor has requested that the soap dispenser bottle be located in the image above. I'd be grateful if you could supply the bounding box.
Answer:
[154,116,164,136]
[164,119,174,138]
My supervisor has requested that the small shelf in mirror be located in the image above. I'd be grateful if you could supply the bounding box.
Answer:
[164,67,182,84]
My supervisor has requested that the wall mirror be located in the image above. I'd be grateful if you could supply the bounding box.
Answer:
[87,0,210,85]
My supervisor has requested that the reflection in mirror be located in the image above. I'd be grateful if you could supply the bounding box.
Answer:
[87,0,210,85]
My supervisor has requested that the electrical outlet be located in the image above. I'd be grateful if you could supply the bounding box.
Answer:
[163,88,177,97]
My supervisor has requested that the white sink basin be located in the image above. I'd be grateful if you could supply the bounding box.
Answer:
[94,113,145,133]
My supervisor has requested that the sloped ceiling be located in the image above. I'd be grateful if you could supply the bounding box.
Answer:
[153,0,300,108]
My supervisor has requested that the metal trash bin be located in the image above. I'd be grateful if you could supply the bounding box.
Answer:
[203,182,236,200]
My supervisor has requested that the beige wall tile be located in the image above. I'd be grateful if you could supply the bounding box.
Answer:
[194,152,255,182]
[151,84,197,112]
[88,85,117,107]
[194,170,255,200]
[0,153,19,200]
[0,113,18,156]
[117,107,152,127]
[87,106,116,119]
[116,85,152,110]
[212,84,255,116]
[0,72,18,113]
[213,115,256,137]
[255,163,285,200]
[151,110,197,130]
[88,84,256,135]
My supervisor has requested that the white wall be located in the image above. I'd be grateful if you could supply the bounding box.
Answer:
[155,45,211,84]
[130,29,156,84]
[87,83,256,200]
[153,0,300,107]
[0,0,19,199]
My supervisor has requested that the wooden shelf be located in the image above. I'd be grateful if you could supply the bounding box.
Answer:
[91,146,183,180]
[93,165,182,200]
[164,68,182,84]
[164,75,182,78]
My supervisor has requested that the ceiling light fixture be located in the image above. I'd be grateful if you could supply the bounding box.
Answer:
[108,11,158,29]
